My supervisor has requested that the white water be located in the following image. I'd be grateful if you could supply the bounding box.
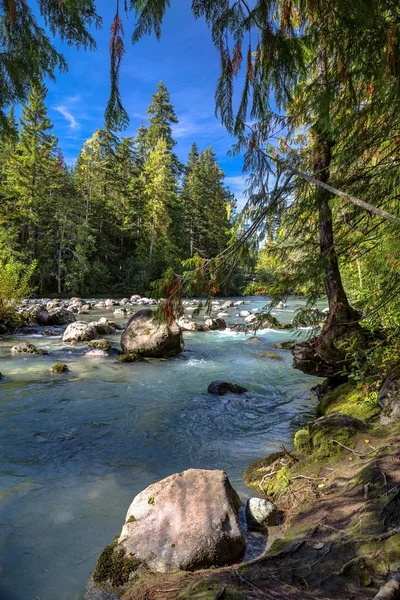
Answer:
[0,297,323,600]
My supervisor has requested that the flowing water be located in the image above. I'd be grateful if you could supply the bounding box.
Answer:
[0,297,323,600]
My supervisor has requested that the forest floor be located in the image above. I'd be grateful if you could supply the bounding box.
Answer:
[122,405,400,600]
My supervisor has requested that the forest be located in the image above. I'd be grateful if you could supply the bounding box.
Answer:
[0,81,237,297]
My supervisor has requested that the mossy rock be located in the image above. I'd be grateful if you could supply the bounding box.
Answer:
[317,382,380,420]
[178,578,246,599]
[88,339,112,350]
[257,352,282,360]
[117,353,144,363]
[93,539,142,588]
[273,340,296,350]
[244,451,284,490]
[50,363,69,374]
[11,342,49,355]
[293,428,311,455]
[309,413,368,460]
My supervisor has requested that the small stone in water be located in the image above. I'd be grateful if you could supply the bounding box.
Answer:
[245,498,278,529]
[50,364,69,374]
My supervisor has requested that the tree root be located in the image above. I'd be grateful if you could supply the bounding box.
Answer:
[373,571,400,600]
[323,550,382,581]
[346,527,400,545]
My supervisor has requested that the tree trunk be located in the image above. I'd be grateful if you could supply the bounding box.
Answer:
[313,131,360,331]
[293,132,362,378]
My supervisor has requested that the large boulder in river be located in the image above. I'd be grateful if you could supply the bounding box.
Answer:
[62,321,98,343]
[120,469,245,572]
[378,367,400,426]
[48,307,76,326]
[121,309,183,358]
[21,304,49,325]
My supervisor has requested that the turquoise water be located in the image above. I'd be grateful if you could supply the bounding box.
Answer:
[0,297,323,600]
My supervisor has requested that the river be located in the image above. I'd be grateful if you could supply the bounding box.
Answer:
[0,296,323,600]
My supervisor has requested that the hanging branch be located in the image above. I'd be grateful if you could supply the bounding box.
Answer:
[106,0,129,130]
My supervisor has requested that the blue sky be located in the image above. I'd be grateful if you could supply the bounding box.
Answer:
[36,0,248,207]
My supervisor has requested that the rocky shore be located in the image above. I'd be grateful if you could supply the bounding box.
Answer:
[86,360,400,600]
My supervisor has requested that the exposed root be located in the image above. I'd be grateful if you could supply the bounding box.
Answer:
[373,571,400,600]
[324,550,382,581]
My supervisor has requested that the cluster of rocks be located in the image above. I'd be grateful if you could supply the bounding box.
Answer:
[86,468,278,599]
[181,298,291,331]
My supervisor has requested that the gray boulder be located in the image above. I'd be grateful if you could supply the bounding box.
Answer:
[222,301,234,309]
[118,469,245,572]
[62,321,98,343]
[378,368,400,426]
[11,342,48,355]
[177,316,203,332]
[90,318,116,336]
[245,498,278,529]
[204,318,226,331]
[208,380,248,395]
[48,307,76,326]
[21,304,49,325]
[121,309,183,358]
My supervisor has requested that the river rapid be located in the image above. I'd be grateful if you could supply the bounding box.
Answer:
[0,296,323,600]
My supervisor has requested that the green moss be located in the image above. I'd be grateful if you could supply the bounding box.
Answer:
[126,515,136,523]
[144,328,151,335]
[117,353,143,363]
[310,425,357,460]
[274,340,296,350]
[178,579,246,599]
[257,352,282,360]
[93,540,141,588]
[262,464,292,497]
[88,339,112,350]
[148,496,155,505]
[244,452,284,489]
[50,363,69,374]
[293,429,311,455]
[317,383,380,421]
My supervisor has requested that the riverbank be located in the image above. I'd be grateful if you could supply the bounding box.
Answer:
[98,378,400,600]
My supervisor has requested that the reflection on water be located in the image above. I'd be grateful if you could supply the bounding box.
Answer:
[0,297,323,600]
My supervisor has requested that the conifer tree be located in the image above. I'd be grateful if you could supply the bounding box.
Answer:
[181,142,200,257]
[140,137,179,280]
[2,82,61,288]
[146,82,182,174]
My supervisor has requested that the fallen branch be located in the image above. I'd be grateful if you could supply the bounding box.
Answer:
[279,444,300,463]
[331,439,368,456]
[292,475,329,481]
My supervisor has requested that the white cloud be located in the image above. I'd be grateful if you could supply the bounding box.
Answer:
[54,105,79,131]
[172,115,223,139]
